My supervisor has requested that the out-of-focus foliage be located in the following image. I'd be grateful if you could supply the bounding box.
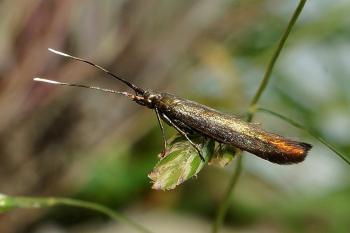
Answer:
[0,0,349,232]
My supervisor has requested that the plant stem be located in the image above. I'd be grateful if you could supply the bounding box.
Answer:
[249,0,307,112]
[211,153,242,233]
[11,196,153,233]
[212,1,307,232]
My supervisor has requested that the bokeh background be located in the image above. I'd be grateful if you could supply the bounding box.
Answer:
[0,0,350,232]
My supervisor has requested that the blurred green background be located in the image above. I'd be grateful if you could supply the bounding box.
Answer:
[0,0,349,232]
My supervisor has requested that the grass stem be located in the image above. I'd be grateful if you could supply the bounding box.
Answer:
[0,195,153,233]
[212,1,307,232]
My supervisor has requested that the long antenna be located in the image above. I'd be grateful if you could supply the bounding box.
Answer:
[48,48,145,95]
[33,77,137,101]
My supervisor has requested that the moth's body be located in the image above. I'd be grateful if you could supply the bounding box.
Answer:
[35,48,312,165]
[144,92,311,164]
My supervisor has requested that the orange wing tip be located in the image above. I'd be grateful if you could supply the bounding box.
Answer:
[270,140,312,164]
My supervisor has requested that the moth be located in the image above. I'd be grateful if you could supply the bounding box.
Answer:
[34,48,312,164]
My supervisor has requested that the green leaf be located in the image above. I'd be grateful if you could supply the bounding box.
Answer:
[209,145,236,167]
[149,134,215,190]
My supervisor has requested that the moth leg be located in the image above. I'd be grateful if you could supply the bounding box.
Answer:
[161,113,205,162]
[219,143,223,152]
[155,108,167,157]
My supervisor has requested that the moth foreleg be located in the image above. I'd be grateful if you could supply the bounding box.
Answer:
[161,113,205,162]
[155,108,167,157]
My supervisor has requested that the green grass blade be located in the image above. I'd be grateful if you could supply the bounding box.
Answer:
[0,194,153,233]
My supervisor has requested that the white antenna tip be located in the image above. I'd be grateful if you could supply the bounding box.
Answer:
[33,77,63,85]
[48,48,70,57]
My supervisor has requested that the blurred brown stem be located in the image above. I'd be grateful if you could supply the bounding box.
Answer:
[212,1,307,232]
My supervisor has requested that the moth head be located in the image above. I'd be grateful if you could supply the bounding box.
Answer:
[136,90,161,108]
